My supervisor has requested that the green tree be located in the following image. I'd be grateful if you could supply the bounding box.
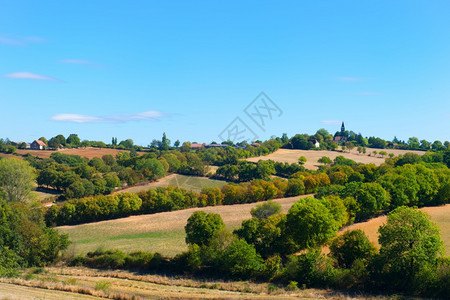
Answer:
[356,182,390,219]
[329,229,376,268]
[185,211,224,246]
[298,156,307,165]
[318,156,332,166]
[0,158,36,203]
[250,201,281,219]
[286,197,339,250]
[66,134,81,147]
[218,238,265,279]
[378,206,444,292]
[38,136,48,145]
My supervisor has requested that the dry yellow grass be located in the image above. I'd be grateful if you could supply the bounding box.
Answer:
[1,266,378,300]
[116,174,227,194]
[13,147,145,160]
[338,204,450,253]
[246,148,425,170]
[0,282,100,300]
[58,195,310,256]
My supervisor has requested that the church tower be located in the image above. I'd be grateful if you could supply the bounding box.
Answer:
[341,121,345,133]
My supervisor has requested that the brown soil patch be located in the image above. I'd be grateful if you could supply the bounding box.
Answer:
[14,147,145,160]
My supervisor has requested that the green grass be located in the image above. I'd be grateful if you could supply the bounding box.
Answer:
[58,196,302,257]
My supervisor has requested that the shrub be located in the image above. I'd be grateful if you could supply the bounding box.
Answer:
[95,280,111,292]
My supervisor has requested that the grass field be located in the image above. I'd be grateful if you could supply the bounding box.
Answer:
[246,148,425,170]
[12,147,146,160]
[116,174,227,194]
[0,267,369,300]
[58,195,307,257]
[60,197,450,258]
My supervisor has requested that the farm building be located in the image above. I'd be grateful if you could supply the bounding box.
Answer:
[314,140,320,148]
[30,139,46,150]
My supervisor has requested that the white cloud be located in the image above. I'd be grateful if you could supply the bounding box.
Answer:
[4,72,60,81]
[336,77,362,82]
[50,110,166,123]
[50,114,101,123]
[321,120,342,125]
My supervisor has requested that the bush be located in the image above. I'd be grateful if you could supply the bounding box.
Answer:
[219,238,265,279]
[250,201,281,219]
[95,280,111,292]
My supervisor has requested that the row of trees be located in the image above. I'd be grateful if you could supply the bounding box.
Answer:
[45,150,450,226]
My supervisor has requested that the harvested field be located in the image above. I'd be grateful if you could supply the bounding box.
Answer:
[339,204,450,253]
[116,174,227,194]
[246,148,425,170]
[0,266,365,300]
[0,282,100,300]
[58,195,310,256]
[14,147,145,160]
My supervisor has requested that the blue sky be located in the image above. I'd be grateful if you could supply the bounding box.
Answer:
[1,1,449,146]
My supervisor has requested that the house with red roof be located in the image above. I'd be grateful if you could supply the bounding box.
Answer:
[30,140,46,150]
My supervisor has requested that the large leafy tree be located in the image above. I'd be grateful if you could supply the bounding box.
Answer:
[185,211,224,246]
[286,197,339,250]
[329,229,376,268]
[0,158,36,203]
[378,206,444,292]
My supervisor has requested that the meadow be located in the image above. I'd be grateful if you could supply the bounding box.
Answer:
[59,193,450,258]
[246,148,425,170]
[116,173,227,194]
[58,196,305,256]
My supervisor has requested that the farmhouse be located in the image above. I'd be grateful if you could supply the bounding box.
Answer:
[314,139,320,148]
[30,139,46,150]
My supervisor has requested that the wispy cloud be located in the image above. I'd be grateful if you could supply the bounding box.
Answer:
[0,36,22,45]
[354,92,382,95]
[60,58,107,68]
[60,59,93,64]
[321,120,342,125]
[0,35,46,45]
[4,72,60,81]
[336,77,362,82]
[50,110,166,123]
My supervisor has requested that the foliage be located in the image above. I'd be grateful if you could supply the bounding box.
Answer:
[0,197,69,271]
[185,211,224,246]
[0,158,36,203]
[286,197,339,250]
[250,201,281,219]
[329,230,376,268]
[377,206,444,293]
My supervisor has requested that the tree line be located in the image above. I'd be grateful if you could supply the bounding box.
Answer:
[45,150,450,226]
